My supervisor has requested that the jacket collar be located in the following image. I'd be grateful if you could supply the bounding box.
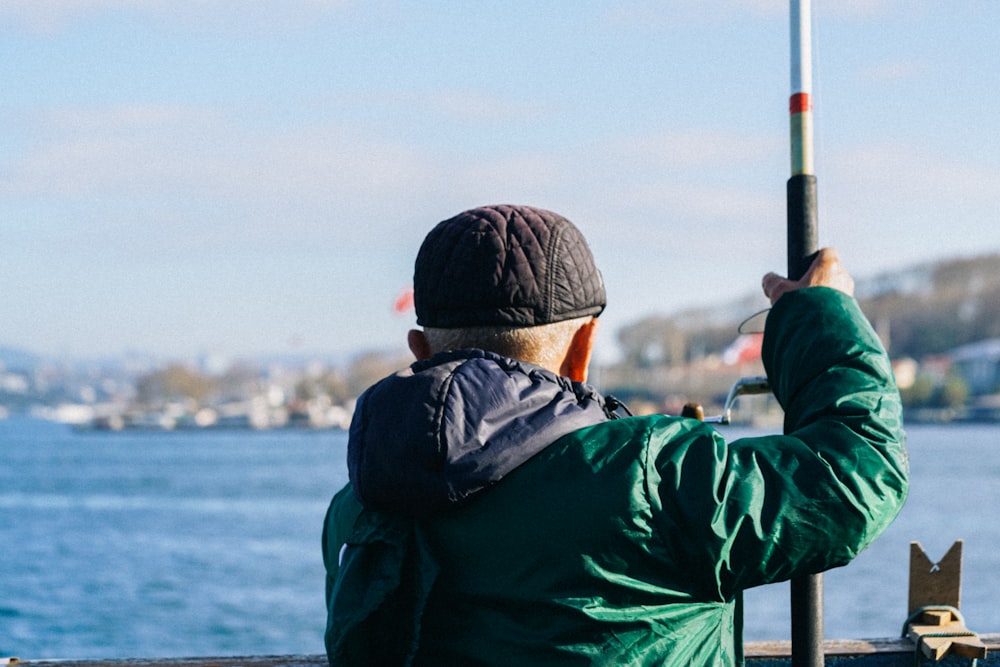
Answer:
[348,349,616,517]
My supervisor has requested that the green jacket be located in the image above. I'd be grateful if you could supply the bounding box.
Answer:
[323,288,908,665]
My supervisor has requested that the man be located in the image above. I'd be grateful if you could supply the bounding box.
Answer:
[322,204,908,666]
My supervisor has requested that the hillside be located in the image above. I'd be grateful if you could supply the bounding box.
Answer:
[858,254,1000,357]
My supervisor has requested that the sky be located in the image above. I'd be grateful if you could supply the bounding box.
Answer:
[3,0,999,364]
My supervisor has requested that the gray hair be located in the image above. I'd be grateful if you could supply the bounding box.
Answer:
[423,316,592,370]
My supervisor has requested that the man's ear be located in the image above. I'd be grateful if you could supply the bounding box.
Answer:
[407,329,433,360]
[560,318,598,383]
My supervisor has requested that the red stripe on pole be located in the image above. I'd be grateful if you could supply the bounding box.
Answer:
[789,92,812,114]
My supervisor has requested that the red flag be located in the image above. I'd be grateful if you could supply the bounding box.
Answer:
[393,287,414,315]
[722,333,763,365]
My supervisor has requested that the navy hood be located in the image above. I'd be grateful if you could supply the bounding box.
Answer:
[347,349,617,518]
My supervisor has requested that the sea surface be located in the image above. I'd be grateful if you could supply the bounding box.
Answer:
[1,417,998,659]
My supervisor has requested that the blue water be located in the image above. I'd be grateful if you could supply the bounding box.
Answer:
[738,422,1000,641]
[0,418,347,659]
[1,417,998,659]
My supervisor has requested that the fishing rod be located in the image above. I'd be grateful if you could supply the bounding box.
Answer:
[788,1,823,666]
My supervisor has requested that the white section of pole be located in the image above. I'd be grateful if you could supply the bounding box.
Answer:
[790,0,812,95]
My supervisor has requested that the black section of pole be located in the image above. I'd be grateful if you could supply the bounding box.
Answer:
[786,174,818,280]
[787,171,824,667]
[791,574,824,667]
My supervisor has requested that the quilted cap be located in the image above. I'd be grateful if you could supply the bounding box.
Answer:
[414,205,606,328]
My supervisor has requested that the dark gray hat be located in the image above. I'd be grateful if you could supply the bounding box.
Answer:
[414,204,606,328]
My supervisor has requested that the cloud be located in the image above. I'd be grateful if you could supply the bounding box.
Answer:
[4,103,423,201]
[1,0,144,31]
[0,0,351,33]
[601,0,903,26]
[606,181,780,223]
[428,91,550,124]
[816,139,1000,280]
[815,0,908,20]
[0,101,438,267]
[1,95,791,271]
[858,59,924,84]
[606,129,778,170]
[3,104,220,197]
[830,141,1000,204]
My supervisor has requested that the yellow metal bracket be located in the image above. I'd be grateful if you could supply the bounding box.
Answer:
[904,540,987,661]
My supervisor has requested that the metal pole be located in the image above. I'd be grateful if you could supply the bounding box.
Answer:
[788,1,824,666]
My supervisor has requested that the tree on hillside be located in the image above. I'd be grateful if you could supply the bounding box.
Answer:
[135,364,217,407]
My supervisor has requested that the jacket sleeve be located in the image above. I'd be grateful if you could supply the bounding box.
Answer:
[653,287,908,599]
[323,483,363,606]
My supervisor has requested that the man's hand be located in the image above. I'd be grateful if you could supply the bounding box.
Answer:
[761,247,855,305]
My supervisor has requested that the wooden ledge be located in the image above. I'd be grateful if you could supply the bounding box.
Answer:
[6,635,1000,667]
